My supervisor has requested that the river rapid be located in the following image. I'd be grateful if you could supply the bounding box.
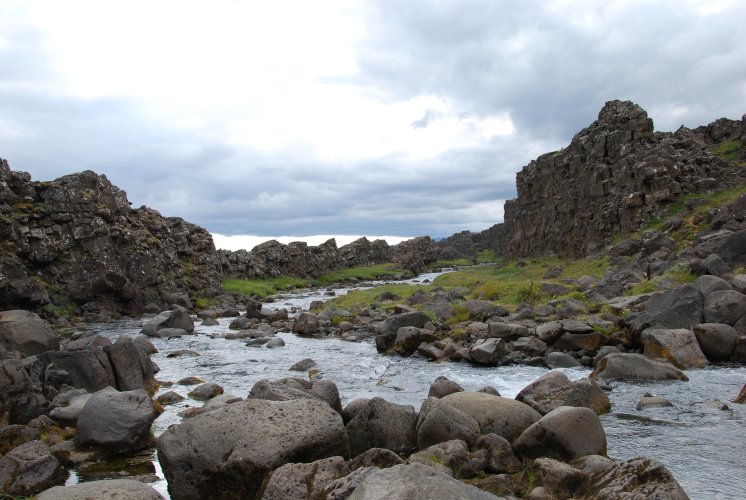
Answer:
[87,274,745,499]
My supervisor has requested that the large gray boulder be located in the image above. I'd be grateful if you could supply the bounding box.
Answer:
[630,284,702,334]
[585,456,688,499]
[392,327,438,355]
[141,310,194,337]
[41,348,116,392]
[427,376,464,399]
[516,372,610,415]
[469,338,505,366]
[261,456,348,500]
[416,397,480,449]
[440,392,540,442]
[514,406,606,460]
[590,353,688,383]
[346,397,417,457]
[703,290,746,325]
[641,328,709,369]
[104,339,157,394]
[157,398,350,500]
[0,310,60,356]
[347,462,498,500]
[74,388,157,453]
[693,323,739,361]
[248,378,342,414]
[36,479,165,499]
[0,440,66,496]
[0,358,46,424]
[375,312,431,352]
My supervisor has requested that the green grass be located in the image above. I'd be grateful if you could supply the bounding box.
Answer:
[428,258,474,268]
[194,297,219,310]
[326,283,422,312]
[625,262,697,295]
[476,249,498,263]
[223,276,308,298]
[313,264,412,285]
[712,138,742,162]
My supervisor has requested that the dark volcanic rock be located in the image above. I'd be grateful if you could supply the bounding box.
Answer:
[0,160,223,316]
[0,310,60,356]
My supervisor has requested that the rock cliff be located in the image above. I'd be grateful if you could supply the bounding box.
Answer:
[478,100,745,258]
[0,160,223,319]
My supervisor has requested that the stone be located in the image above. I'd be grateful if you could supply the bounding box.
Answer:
[630,284,702,334]
[641,328,709,369]
[407,439,486,479]
[0,425,41,455]
[0,359,46,424]
[289,358,317,371]
[347,462,498,500]
[514,406,607,460]
[293,312,320,335]
[261,456,349,500]
[416,397,480,449]
[141,310,194,336]
[0,310,60,356]
[636,395,673,410]
[49,392,92,426]
[346,397,417,457]
[517,372,610,415]
[74,388,157,454]
[533,457,588,497]
[393,327,438,355]
[265,337,285,348]
[469,338,505,366]
[157,398,349,500]
[348,448,404,470]
[427,376,464,399]
[188,382,224,401]
[440,392,541,442]
[536,321,564,343]
[693,323,739,361]
[703,290,746,325]
[375,312,431,353]
[0,440,66,496]
[590,353,688,382]
[511,336,547,356]
[104,339,157,393]
[553,331,602,351]
[41,348,117,393]
[487,322,529,339]
[156,390,185,405]
[36,478,165,499]
[585,456,688,499]
[546,351,582,368]
[473,433,521,474]
[248,378,342,414]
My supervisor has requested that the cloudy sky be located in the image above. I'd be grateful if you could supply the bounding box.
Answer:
[1,1,744,250]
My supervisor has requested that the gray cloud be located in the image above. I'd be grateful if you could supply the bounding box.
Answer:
[2,1,745,243]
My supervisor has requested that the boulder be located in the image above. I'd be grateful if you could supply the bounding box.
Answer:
[141,310,194,336]
[375,312,431,352]
[473,433,521,474]
[546,351,583,368]
[188,382,224,401]
[693,323,739,361]
[532,457,588,498]
[261,456,349,500]
[703,290,746,325]
[636,395,673,410]
[157,398,349,500]
[346,397,417,457]
[41,348,116,393]
[517,372,610,415]
[248,378,342,414]
[347,462,498,500]
[156,391,185,406]
[585,456,688,499]
[293,312,320,335]
[49,392,92,426]
[0,440,66,496]
[74,388,157,454]
[427,376,464,399]
[514,406,607,460]
[289,358,317,372]
[36,478,165,499]
[265,337,285,348]
[416,397,480,449]
[0,425,41,455]
[0,358,46,424]
[392,327,438,355]
[630,284,702,334]
[407,439,485,479]
[536,321,564,343]
[469,338,505,366]
[104,339,157,393]
[460,300,509,321]
[511,336,547,356]
[440,392,541,442]
[590,353,688,383]
[348,448,404,470]
[641,328,709,369]
[553,331,602,351]
[0,310,60,356]
[65,333,112,350]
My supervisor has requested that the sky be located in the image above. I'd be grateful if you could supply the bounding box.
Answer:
[1,1,745,250]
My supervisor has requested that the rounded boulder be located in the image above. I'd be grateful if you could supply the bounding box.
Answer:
[514,406,607,460]
[440,392,541,442]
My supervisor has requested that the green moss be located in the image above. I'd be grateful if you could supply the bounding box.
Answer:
[327,283,421,312]
[428,258,474,268]
[712,138,742,161]
[194,296,219,309]
[476,249,499,263]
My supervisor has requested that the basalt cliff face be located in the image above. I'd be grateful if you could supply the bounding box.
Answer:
[0,161,224,319]
[479,100,745,258]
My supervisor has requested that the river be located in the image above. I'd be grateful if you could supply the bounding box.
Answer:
[86,274,745,499]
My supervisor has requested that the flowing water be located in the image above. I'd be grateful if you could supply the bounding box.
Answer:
[83,274,745,499]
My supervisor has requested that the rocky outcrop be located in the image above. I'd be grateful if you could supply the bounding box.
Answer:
[471,101,744,258]
[0,160,223,318]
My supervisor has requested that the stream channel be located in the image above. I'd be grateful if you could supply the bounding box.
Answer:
[81,271,744,499]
